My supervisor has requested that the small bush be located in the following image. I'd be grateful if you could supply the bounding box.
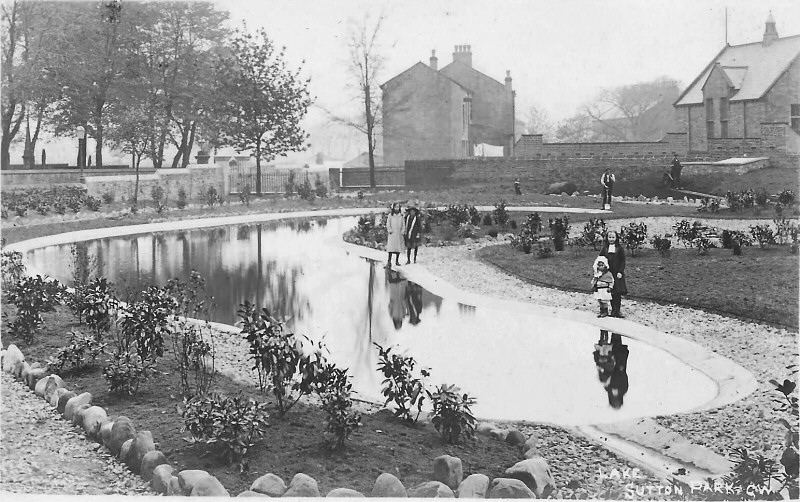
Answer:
[85,195,101,212]
[182,392,270,464]
[690,236,714,255]
[76,278,119,337]
[580,218,606,250]
[673,220,706,247]
[150,185,166,213]
[374,342,429,424]
[428,384,477,445]
[750,224,776,249]
[319,365,361,450]
[619,221,648,257]
[177,187,188,209]
[778,190,795,206]
[298,179,316,201]
[239,185,251,206]
[458,223,479,239]
[488,229,498,238]
[755,190,769,208]
[492,200,509,227]
[314,175,328,198]
[205,186,222,207]
[509,219,517,230]
[5,275,65,343]
[774,216,797,246]
[482,214,493,226]
[103,351,152,395]
[650,235,672,256]
[117,286,177,363]
[537,241,553,258]
[47,330,107,373]
[1,250,25,292]
[285,171,297,196]
[15,205,27,217]
[445,204,472,227]
[101,191,115,204]
[697,197,720,213]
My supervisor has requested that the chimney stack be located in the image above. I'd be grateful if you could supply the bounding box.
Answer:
[505,70,512,90]
[429,50,438,71]
[453,44,473,67]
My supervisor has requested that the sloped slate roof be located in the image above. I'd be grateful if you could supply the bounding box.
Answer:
[379,61,470,93]
[675,34,800,106]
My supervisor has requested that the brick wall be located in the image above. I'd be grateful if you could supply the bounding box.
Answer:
[514,134,687,159]
[328,167,406,190]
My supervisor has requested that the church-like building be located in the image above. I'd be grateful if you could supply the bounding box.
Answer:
[380,45,516,166]
[674,13,800,164]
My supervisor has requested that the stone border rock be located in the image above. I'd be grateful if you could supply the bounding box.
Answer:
[3,340,560,498]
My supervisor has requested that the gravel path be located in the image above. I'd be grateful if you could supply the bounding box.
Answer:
[417,224,797,466]
[0,372,151,496]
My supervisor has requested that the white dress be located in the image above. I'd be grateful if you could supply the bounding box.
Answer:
[386,213,405,253]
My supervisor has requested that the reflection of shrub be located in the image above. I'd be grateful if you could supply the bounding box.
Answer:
[182,392,270,464]
[428,384,477,445]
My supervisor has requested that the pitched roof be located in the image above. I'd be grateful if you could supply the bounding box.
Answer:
[675,34,800,106]
[379,61,469,93]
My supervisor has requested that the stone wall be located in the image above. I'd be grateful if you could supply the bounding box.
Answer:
[85,165,228,201]
[329,167,406,190]
[1,168,154,188]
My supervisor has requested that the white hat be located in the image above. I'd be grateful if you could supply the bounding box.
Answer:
[594,256,609,270]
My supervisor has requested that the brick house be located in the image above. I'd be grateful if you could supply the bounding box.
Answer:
[380,45,515,166]
[674,14,800,165]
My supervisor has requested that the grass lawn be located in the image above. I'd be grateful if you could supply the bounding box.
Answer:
[478,243,799,328]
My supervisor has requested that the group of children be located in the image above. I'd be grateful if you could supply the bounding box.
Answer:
[386,203,423,267]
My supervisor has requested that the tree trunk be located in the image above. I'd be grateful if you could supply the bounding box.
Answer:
[255,140,262,194]
[364,83,376,189]
[183,121,197,168]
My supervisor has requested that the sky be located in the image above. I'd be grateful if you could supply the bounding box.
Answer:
[11,0,800,165]
[218,0,800,124]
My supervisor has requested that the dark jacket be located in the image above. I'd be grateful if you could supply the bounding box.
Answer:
[404,213,422,247]
[600,243,627,295]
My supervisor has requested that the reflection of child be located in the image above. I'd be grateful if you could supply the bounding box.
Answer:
[591,256,614,317]
[593,329,614,384]
[387,269,406,329]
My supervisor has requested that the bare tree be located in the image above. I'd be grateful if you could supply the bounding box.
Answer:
[583,77,680,142]
[341,12,386,189]
[521,103,555,140]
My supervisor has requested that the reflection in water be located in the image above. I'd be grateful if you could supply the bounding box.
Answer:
[387,269,406,329]
[26,216,719,424]
[593,329,630,409]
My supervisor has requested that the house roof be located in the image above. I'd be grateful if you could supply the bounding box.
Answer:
[379,61,470,93]
[675,34,800,106]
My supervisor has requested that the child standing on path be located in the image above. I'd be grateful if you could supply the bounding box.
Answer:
[591,256,614,317]
[386,203,405,268]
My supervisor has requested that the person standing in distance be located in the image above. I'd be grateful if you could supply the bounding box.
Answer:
[670,155,683,189]
[601,169,615,209]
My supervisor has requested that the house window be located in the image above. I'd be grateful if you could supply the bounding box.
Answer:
[792,104,800,132]
[705,98,715,139]
[719,98,729,138]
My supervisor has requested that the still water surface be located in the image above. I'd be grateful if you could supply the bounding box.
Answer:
[26,216,718,424]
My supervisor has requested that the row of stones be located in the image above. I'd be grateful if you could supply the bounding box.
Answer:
[2,341,557,498]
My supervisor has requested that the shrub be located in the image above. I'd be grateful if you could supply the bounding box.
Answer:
[697,197,720,213]
[77,278,119,337]
[537,241,553,258]
[36,202,51,215]
[488,229,498,238]
[103,350,151,395]
[548,216,570,250]
[150,185,166,213]
[85,195,101,212]
[619,222,648,256]
[205,186,221,207]
[182,392,270,464]
[427,384,477,445]
[5,275,65,343]
[650,235,672,256]
[750,224,776,249]
[690,236,714,255]
[482,214,493,226]
[509,219,517,230]
[580,218,606,250]
[239,184,251,206]
[1,204,8,219]
[778,190,796,206]
[1,250,25,292]
[238,302,329,417]
[357,190,364,200]
[673,220,704,247]
[374,342,429,424]
[458,223,479,239]
[47,330,107,373]
[319,364,361,450]
[15,204,27,217]
[297,179,316,201]
[314,175,328,198]
[53,200,67,214]
[755,190,769,208]
[774,216,797,246]
[445,204,472,227]
[510,234,534,254]
[492,200,509,227]
[177,186,188,209]
[101,191,115,204]
[117,286,177,363]
[521,213,543,235]
[285,171,297,196]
